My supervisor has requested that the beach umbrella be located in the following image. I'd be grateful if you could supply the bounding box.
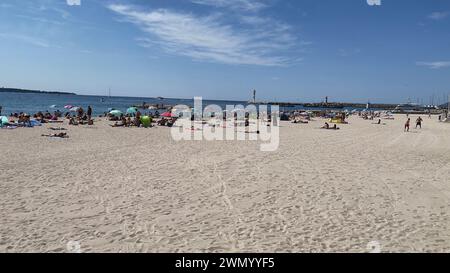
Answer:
[140,116,152,128]
[148,106,157,110]
[70,107,80,112]
[161,112,174,118]
[126,107,138,115]
[64,105,73,109]
[1,116,9,125]
[109,110,123,116]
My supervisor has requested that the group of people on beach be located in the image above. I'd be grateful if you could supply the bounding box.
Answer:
[1,113,34,127]
[0,105,96,139]
[109,110,154,128]
[68,106,93,126]
[404,116,423,132]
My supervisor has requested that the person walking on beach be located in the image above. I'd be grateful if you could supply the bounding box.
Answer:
[416,116,423,129]
[404,118,411,132]
[87,106,92,121]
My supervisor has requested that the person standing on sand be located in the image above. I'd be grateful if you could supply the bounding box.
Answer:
[416,116,423,129]
[0,105,2,115]
[404,118,411,132]
[87,106,92,121]
[135,111,142,127]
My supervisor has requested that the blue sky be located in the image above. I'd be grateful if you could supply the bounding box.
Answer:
[0,0,449,103]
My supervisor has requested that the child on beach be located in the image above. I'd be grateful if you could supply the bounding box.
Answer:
[404,118,410,132]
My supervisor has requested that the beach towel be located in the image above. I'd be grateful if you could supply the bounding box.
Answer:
[30,120,42,127]
[0,125,18,129]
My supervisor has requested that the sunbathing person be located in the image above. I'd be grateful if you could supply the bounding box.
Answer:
[372,119,382,125]
[69,117,79,126]
[293,118,308,124]
[110,117,127,127]
[109,115,119,121]
[19,114,32,127]
[167,118,176,127]
[42,132,69,138]
[321,123,340,130]
[158,118,168,126]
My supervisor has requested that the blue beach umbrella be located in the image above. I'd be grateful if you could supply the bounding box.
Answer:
[126,107,138,116]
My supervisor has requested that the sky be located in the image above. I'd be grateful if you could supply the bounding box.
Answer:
[0,0,450,104]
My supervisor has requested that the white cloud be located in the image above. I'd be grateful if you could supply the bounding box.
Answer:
[428,11,449,20]
[190,0,267,12]
[66,0,81,6]
[417,61,450,69]
[108,4,297,66]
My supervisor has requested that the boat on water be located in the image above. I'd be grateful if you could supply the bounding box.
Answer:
[392,103,439,114]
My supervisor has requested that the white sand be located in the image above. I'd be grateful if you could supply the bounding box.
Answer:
[1,114,450,253]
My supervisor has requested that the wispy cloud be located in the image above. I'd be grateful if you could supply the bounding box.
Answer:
[0,33,50,48]
[428,11,449,21]
[190,0,267,12]
[416,61,450,69]
[108,4,298,66]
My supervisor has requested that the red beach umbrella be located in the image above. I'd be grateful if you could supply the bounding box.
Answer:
[161,112,174,118]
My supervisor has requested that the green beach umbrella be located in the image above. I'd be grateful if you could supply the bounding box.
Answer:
[109,110,123,116]
[126,107,138,116]
[140,116,152,128]
[1,116,8,125]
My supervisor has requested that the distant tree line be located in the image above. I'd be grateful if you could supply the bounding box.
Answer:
[0,87,76,95]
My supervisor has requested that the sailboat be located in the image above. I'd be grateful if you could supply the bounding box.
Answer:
[100,88,111,103]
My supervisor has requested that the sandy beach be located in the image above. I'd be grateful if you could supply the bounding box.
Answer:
[1,114,450,253]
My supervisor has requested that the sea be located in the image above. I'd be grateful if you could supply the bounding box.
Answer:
[0,92,367,117]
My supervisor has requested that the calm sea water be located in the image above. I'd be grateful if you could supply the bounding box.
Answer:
[0,92,366,117]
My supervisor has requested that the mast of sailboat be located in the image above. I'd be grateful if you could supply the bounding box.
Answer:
[108,88,111,98]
